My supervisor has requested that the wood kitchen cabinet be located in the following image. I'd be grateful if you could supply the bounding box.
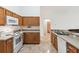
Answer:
[18,16,23,25]
[23,32,40,44]
[0,7,5,25]
[0,7,5,15]
[13,13,23,25]
[66,42,79,53]
[12,12,19,18]
[51,32,58,51]
[0,37,13,53]
[0,15,5,25]
[0,7,23,26]
[22,16,40,26]
[5,10,13,16]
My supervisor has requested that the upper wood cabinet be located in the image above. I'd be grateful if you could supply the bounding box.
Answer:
[22,16,40,26]
[0,7,23,26]
[0,7,5,15]
[0,7,5,25]
[12,13,18,18]
[13,13,23,25]
[18,16,23,25]
[0,15,5,25]
[5,10,13,16]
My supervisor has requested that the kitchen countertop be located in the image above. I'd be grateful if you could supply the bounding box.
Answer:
[0,35,13,40]
[57,35,79,49]
[22,26,40,32]
[52,30,79,49]
[0,26,40,40]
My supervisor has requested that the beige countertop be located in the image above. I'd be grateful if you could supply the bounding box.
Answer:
[0,35,13,40]
[52,30,79,49]
[57,35,79,49]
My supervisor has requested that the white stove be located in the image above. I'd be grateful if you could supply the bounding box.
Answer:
[13,31,23,53]
[12,26,23,53]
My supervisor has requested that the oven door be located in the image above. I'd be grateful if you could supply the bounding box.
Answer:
[13,35,21,48]
[13,34,23,53]
[15,36,21,45]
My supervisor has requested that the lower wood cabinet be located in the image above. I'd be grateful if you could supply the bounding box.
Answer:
[0,37,13,53]
[23,32,40,44]
[66,42,79,53]
[51,32,58,51]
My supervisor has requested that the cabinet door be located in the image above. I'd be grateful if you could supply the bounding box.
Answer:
[54,35,58,50]
[22,17,40,26]
[18,16,23,26]
[22,17,30,26]
[51,32,55,46]
[29,17,40,26]
[13,13,22,26]
[0,40,7,53]
[33,32,40,44]
[23,33,34,44]
[0,7,5,25]
[5,10,13,16]
[51,32,58,50]
[67,42,78,53]
[34,17,40,26]
[23,32,40,44]
[0,7,5,15]
[12,13,18,18]
[6,38,13,53]
[0,15,5,25]
[51,32,56,46]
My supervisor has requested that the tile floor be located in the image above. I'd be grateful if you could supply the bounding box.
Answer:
[18,34,57,53]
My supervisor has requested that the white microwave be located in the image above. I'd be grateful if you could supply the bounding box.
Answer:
[6,16,18,25]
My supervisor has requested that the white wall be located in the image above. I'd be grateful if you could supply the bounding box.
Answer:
[20,6,40,16]
[40,6,79,29]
